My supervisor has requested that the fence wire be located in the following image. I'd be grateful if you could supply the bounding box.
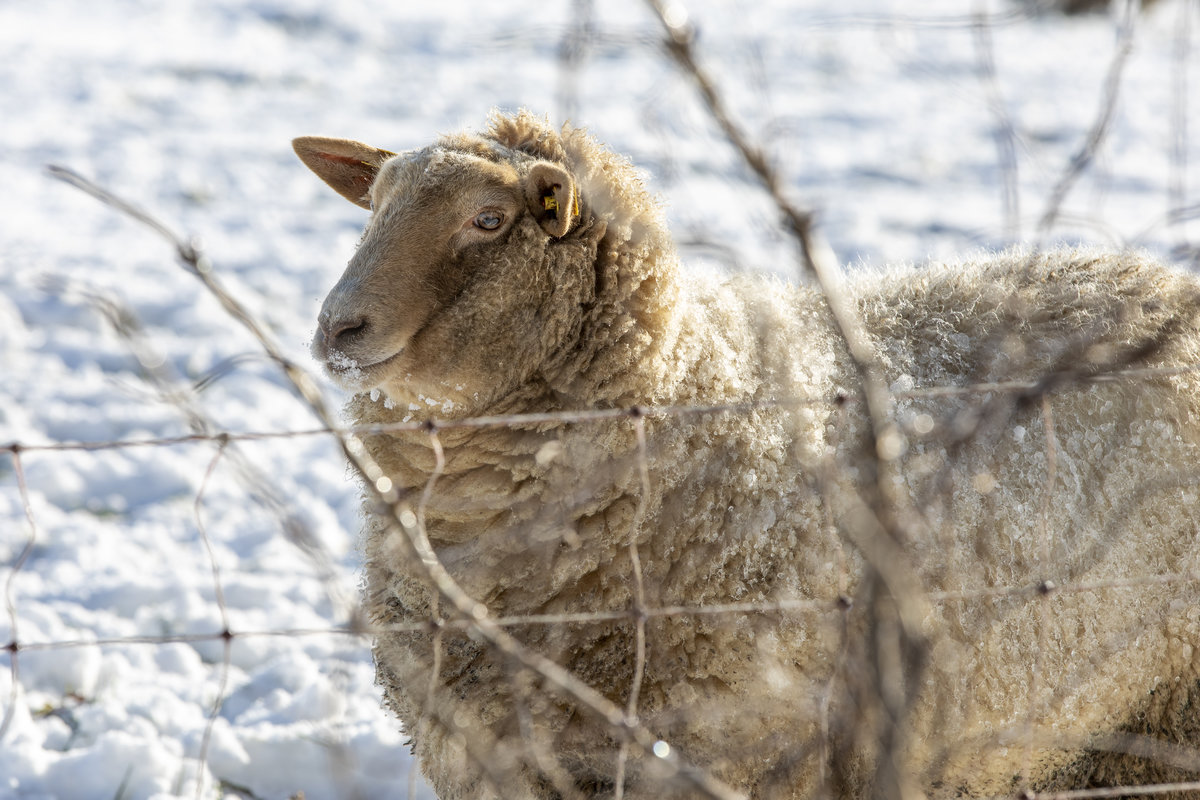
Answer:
[4,1,1200,799]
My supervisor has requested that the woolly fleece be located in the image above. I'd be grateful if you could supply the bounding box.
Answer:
[298,112,1200,800]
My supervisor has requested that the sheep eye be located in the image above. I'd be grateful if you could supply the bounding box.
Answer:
[474,211,504,231]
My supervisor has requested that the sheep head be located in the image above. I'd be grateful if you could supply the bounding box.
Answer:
[294,132,593,408]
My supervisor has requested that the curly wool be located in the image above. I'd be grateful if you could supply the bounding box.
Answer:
[311,113,1200,799]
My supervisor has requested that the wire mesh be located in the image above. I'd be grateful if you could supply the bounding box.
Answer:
[3,1,1200,799]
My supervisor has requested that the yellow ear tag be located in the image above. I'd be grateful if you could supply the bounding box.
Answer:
[543,188,581,221]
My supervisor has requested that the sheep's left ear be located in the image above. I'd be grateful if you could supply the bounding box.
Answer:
[524,162,579,238]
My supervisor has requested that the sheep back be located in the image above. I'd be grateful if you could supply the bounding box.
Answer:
[316,115,1200,800]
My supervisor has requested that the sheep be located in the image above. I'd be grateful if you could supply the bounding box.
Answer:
[293,111,1200,800]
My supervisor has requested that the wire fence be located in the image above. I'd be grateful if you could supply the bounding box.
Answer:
[4,0,1200,798]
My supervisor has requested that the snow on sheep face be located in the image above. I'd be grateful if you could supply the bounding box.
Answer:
[293,135,582,397]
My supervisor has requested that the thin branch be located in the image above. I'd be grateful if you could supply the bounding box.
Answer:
[0,448,37,742]
[1035,3,1137,238]
[973,0,1022,242]
[46,164,745,800]
[614,413,652,800]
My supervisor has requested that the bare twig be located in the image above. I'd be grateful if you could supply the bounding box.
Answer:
[184,440,234,800]
[1035,2,1137,239]
[614,413,652,800]
[1169,0,1193,255]
[46,164,745,800]
[973,0,1023,242]
[557,0,594,122]
[1020,396,1060,790]
[641,4,931,796]
[0,448,37,743]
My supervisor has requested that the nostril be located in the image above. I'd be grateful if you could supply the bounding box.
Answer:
[322,315,367,345]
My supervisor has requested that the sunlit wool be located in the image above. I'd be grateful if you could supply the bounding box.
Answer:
[296,111,1200,800]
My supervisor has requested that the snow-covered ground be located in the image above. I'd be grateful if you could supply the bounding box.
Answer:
[1,1,1196,798]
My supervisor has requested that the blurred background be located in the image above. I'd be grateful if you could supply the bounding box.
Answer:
[1,1,1196,797]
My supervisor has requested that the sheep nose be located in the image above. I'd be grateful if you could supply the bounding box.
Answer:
[319,312,367,347]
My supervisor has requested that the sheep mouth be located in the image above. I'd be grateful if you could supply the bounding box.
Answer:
[324,347,405,389]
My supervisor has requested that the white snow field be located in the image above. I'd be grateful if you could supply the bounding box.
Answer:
[0,1,1196,798]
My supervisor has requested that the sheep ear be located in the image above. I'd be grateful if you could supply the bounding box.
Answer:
[292,136,396,210]
[524,162,579,238]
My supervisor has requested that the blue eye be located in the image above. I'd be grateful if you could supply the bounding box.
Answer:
[474,211,503,230]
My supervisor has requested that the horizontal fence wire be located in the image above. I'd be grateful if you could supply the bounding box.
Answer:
[3,1,1200,799]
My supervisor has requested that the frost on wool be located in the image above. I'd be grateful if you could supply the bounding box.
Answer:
[296,112,1200,800]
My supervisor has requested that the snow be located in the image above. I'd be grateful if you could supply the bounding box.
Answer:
[1,0,1196,798]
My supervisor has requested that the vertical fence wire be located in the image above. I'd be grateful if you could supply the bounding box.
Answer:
[4,2,1200,798]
